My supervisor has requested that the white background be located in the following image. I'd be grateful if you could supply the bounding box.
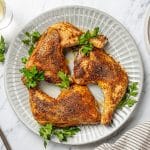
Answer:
[0,0,150,150]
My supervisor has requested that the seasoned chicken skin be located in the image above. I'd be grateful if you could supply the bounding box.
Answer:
[51,22,108,49]
[51,22,82,48]
[29,85,100,127]
[74,48,128,124]
[26,28,69,83]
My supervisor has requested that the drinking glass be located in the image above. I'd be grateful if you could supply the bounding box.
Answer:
[0,0,13,29]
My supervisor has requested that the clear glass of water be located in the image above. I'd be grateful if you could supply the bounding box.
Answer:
[0,0,13,29]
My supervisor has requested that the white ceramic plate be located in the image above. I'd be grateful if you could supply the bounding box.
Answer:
[4,6,144,145]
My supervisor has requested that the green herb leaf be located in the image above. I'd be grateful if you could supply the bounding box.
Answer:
[128,82,138,92]
[90,27,99,37]
[130,91,138,96]
[22,39,30,45]
[117,82,138,109]
[0,36,6,62]
[39,124,80,148]
[22,31,41,45]
[53,127,81,142]
[25,32,30,37]
[57,71,70,89]
[28,44,34,55]
[21,57,28,64]
[0,53,5,62]
[78,27,99,55]
[39,124,53,148]
[126,98,137,107]
[20,66,44,88]
[80,42,93,55]
[79,30,91,45]
[22,31,41,55]
[31,31,41,43]
[79,27,100,45]
[0,36,5,54]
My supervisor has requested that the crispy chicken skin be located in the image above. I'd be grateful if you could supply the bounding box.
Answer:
[73,48,128,124]
[29,85,100,127]
[51,22,108,49]
[89,35,108,49]
[51,22,82,48]
[26,28,69,83]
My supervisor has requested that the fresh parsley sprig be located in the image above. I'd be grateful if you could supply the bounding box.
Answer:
[20,31,42,87]
[79,27,99,55]
[22,31,41,55]
[57,71,70,89]
[39,124,53,148]
[21,57,28,64]
[80,43,93,55]
[53,127,81,142]
[117,82,138,109]
[19,66,44,88]
[90,27,99,37]
[39,124,80,148]
[79,27,99,45]
[0,36,6,62]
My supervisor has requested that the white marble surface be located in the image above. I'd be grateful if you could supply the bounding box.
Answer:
[0,0,150,150]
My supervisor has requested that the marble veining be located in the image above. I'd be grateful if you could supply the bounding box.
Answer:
[0,0,150,150]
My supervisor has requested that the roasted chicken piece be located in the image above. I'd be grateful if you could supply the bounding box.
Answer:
[89,35,108,49]
[26,28,69,83]
[51,22,82,48]
[74,48,128,124]
[29,85,100,127]
[51,22,108,49]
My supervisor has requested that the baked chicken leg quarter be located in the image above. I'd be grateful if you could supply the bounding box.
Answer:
[25,28,69,83]
[73,48,128,124]
[29,85,100,127]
